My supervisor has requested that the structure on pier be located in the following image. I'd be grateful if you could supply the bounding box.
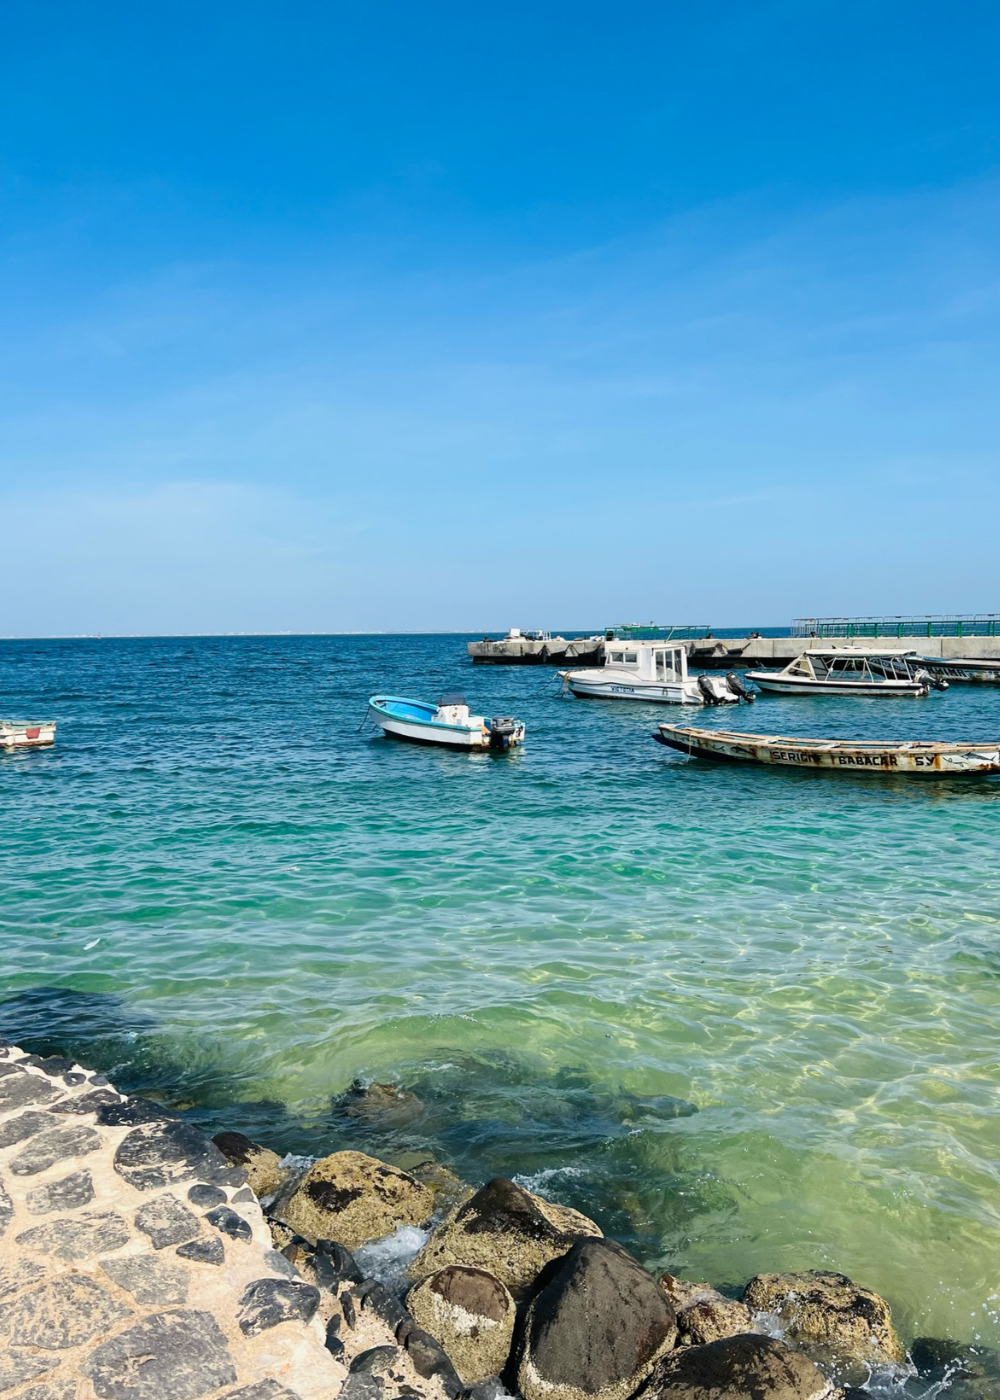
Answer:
[793,615,1000,639]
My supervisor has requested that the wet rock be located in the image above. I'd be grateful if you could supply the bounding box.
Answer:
[351,1346,402,1375]
[518,1238,676,1400]
[407,1265,515,1385]
[176,1235,225,1266]
[212,1131,289,1198]
[335,1080,425,1128]
[98,1097,177,1127]
[393,1154,471,1212]
[279,1150,433,1250]
[205,1204,253,1241]
[639,1333,835,1400]
[911,1336,991,1381]
[114,1119,244,1191]
[100,1254,190,1305]
[0,1109,59,1147]
[26,1168,95,1214]
[237,1277,321,1335]
[742,1271,904,1368]
[658,1275,752,1346]
[0,1273,133,1348]
[16,1209,131,1260]
[82,1308,237,1400]
[9,1123,103,1174]
[135,1193,201,1248]
[402,1323,465,1397]
[411,1176,602,1296]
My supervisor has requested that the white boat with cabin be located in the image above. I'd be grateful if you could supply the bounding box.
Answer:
[560,640,754,706]
[1,720,56,749]
[745,649,943,697]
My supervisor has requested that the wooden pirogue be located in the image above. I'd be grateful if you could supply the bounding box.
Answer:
[653,724,1000,774]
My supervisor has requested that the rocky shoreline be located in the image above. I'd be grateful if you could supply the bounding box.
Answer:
[0,1051,993,1400]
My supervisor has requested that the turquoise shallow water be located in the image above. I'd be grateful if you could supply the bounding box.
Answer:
[3,635,1000,1355]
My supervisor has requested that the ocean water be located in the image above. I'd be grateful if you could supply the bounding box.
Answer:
[3,634,1000,1360]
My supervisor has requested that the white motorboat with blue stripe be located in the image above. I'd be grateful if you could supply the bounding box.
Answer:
[367,694,525,750]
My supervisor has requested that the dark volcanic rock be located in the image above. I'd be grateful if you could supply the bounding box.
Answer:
[0,1178,11,1237]
[0,1352,55,1392]
[0,1110,59,1147]
[9,1123,103,1174]
[98,1097,176,1127]
[639,1333,833,1400]
[113,1119,243,1191]
[205,1204,253,1241]
[188,1183,228,1208]
[176,1235,226,1266]
[411,1176,602,1296]
[0,1068,61,1110]
[135,1192,201,1248]
[407,1265,515,1385]
[26,1169,95,1214]
[0,1273,132,1348]
[311,1238,364,1288]
[224,1383,304,1400]
[83,1309,237,1400]
[402,1324,464,1397]
[16,1210,131,1260]
[237,1277,321,1335]
[100,1253,190,1305]
[50,1088,122,1115]
[0,1258,47,1299]
[518,1238,676,1400]
[350,1346,401,1375]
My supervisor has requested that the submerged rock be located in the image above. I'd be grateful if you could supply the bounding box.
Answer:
[659,1275,753,1346]
[211,1130,289,1198]
[410,1176,602,1296]
[518,1238,677,1400]
[639,1333,835,1400]
[742,1271,904,1368]
[335,1080,426,1128]
[407,1265,515,1385]
[278,1150,434,1250]
[393,1153,472,1212]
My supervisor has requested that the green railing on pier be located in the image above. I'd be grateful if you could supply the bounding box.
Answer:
[606,623,711,641]
[792,615,1000,639]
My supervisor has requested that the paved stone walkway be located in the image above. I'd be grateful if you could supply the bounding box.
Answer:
[0,1040,346,1400]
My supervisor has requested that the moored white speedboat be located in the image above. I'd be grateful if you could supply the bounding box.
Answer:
[560,640,754,706]
[1,720,56,748]
[367,694,525,750]
[746,650,942,697]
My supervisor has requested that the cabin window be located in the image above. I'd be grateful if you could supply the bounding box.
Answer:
[609,651,624,663]
[624,652,638,664]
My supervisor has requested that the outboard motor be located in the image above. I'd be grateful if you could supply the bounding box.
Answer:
[914,668,948,692]
[697,674,723,706]
[489,717,519,750]
[726,671,756,703]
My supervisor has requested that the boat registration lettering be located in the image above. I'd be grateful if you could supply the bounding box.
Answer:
[835,753,898,767]
[611,686,636,693]
[769,748,823,764]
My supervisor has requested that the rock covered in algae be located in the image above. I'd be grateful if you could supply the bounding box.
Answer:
[212,1130,289,1199]
[742,1271,904,1368]
[517,1238,677,1400]
[658,1274,753,1346]
[278,1149,434,1249]
[638,1333,835,1400]
[406,1264,515,1385]
[410,1176,602,1296]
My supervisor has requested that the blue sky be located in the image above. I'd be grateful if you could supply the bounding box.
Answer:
[2,1,999,634]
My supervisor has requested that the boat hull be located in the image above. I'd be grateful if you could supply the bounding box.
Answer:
[1,722,56,749]
[377,715,489,749]
[746,673,927,696]
[654,725,1000,774]
[565,674,703,704]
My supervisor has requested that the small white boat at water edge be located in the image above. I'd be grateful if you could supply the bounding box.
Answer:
[367,694,525,751]
[745,649,945,697]
[654,725,1000,775]
[1,720,56,749]
[560,640,754,706]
